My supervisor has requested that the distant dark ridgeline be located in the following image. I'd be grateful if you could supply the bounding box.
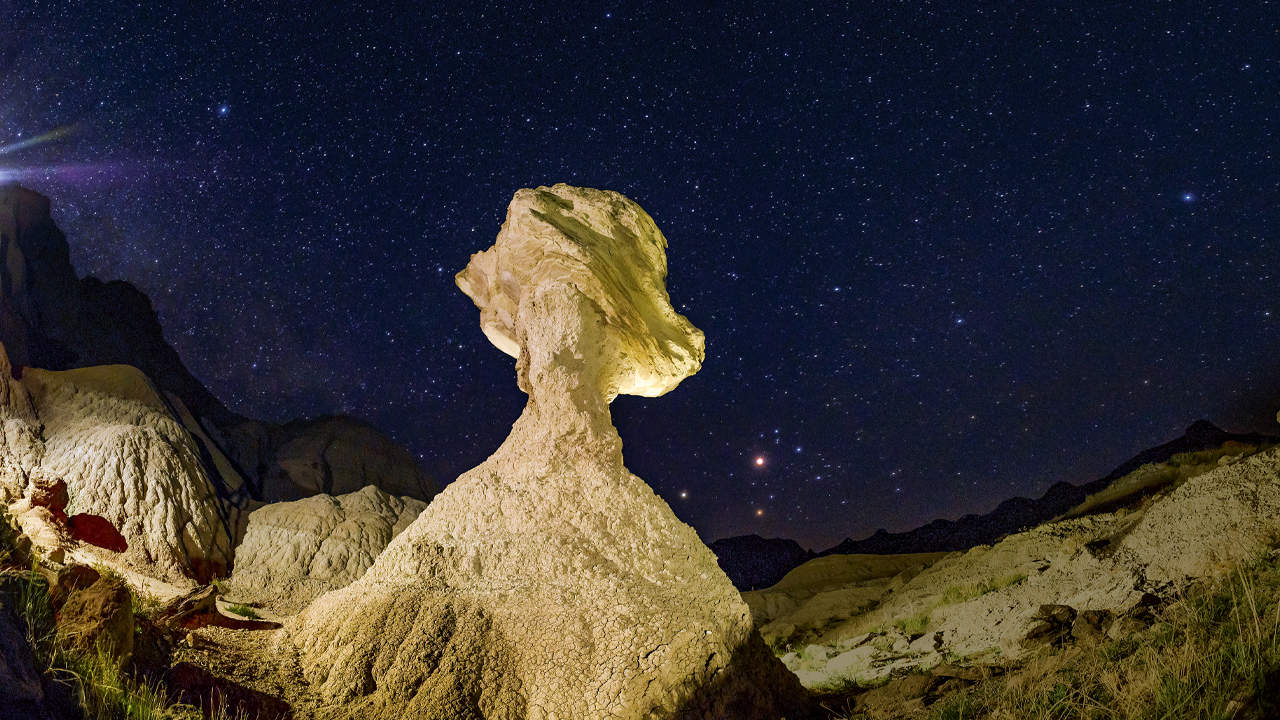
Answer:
[712,420,1278,590]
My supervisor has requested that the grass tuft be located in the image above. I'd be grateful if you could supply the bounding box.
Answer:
[939,573,1029,606]
[0,555,244,719]
[224,603,261,619]
[894,613,931,636]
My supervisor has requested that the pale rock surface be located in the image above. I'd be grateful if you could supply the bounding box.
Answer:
[769,446,1280,689]
[22,364,232,584]
[285,185,810,719]
[228,485,426,612]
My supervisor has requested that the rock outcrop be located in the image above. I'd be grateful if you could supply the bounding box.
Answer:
[709,534,816,591]
[759,442,1280,689]
[0,184,436,513]
[228,485,426,612]
[0,185,231,425]
[285,185,811,718]
[222,417,434,503]
[21,364,233,583]
[0,339,232,584]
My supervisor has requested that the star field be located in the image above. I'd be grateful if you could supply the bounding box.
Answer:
[1,2,1277,549]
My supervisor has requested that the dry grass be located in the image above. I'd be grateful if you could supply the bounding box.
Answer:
[917,548,1280,719]
[895,613,931,636]
[0,526,243,720]
[939,573,1028,607]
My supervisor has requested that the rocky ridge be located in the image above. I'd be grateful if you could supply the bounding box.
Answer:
[0,184,436,510]
[822,420,1277,558]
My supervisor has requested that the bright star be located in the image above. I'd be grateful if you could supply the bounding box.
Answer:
[1181,192,1196,203]
[755,508,764,517]
[679,490,688,499]
[218,105,230,116]
[754,456,766,467]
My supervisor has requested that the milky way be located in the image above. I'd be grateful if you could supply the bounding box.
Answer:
[2,3,1277,548]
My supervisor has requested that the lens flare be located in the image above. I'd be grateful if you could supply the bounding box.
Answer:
[0,124,76,155]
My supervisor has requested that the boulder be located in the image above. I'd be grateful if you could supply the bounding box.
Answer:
[1071,609,1114,646]
[55,574,134,663]
[285,185,811,718]
[41,563,101,612]
[1021,604,1077,649]
[228,485,426,611]
[0,604,46,713]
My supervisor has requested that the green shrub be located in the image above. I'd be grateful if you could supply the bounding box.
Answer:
[894,613,930,636]
[224,603,260,619]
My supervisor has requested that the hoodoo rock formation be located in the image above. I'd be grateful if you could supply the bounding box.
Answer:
[285,185,811,718]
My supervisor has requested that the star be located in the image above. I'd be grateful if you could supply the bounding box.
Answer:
[754,456,766,467]
[1180,192,1197,203]
[755,508,764,517]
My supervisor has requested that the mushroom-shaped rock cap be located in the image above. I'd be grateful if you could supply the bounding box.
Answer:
[456,184,705,397]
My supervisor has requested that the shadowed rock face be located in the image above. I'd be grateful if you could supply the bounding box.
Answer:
[0,185,231,424]
[709,535,816,591]
[222,416,435,503]
[0,185,435,509]
[287,185,812,719]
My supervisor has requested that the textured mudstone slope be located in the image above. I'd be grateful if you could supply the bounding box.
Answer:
[285,185,810,719]
[762,443,1280,689]
[23,365,233,583]
[229,485,426,611]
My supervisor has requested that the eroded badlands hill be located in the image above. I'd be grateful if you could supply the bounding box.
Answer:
[749,437,1280,695]
[0,184,436,510]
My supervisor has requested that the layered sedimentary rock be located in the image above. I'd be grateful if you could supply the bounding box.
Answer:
[286,185,810,719]
[228,485,426,611]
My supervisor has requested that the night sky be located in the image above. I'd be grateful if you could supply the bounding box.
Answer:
[2,3,1277,549]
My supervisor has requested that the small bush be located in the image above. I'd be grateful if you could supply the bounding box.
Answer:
[939,573,1028,607]
[224,603,260,619]
[895,613,930,636]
